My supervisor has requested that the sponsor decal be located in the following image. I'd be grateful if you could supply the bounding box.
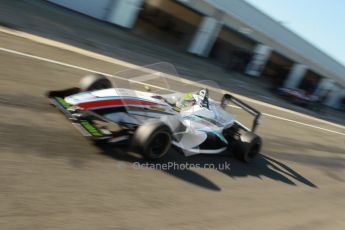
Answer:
[55,97,71,108]
[149,105,166,112]
[80,120,103,137]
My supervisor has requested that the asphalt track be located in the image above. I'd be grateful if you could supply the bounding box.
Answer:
[0,31,344,230]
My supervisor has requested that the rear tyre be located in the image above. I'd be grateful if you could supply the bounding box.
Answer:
[80,74,112,91]
[234,132,262,163]
[131,122,172,160]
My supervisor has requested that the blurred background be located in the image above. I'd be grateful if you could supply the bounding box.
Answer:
[43,0,345,112]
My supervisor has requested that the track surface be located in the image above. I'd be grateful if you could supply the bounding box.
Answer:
[0,32,344,230]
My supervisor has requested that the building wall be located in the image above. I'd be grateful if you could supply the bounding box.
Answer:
[201,0,345,87]
[218,27,255,51]
[47,0,345,88]
[210,27,255,69]
[261,52,293,88]
[133,0,202,49]
[46,0,345,108]
[47,0,111,20]
[146,0,201,26]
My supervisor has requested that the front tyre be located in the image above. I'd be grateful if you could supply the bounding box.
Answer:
[131,122,172,160]
[234,132,262,163]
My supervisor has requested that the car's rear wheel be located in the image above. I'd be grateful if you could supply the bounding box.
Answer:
[80,74,112,91]
[233,132,262,163]
[131,122,172,159]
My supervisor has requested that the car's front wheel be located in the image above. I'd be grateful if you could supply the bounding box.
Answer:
[131,122,172,159]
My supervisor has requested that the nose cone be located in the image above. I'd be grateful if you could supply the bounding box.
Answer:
[65,92,96,105]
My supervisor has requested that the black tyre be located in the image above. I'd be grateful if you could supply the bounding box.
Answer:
[80,74,112,91]
[234,132,262,163]
[131,122,172,159]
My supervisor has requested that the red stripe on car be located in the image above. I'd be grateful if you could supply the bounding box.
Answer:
[77,98,158,109]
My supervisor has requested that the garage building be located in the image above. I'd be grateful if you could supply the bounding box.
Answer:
[47,0,345,109]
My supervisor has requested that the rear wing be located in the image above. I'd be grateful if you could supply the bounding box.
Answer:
[221,94,262,132]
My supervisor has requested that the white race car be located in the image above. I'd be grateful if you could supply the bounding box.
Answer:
[47,74,262,163]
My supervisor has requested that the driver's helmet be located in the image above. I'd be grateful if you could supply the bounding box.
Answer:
[176,88,209,109]
[176,92,195,109]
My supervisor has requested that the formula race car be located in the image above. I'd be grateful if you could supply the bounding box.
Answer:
[47,74,262,162]
[277,87,319,109]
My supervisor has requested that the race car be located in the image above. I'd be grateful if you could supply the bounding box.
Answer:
[47,74,262,162]
[277,87,319,109]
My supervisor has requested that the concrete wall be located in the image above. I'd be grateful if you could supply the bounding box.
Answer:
[47,0,111,20]
[147,0,201,26]
[133,0,201,49]
[218,27,255,51]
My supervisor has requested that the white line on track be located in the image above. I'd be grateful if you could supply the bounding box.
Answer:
[0,47,172,92]
[1,46,344,136]
[262,113,345,136]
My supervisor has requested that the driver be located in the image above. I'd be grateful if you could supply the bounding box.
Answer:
[152,88,210,111]
[176,88,209,109]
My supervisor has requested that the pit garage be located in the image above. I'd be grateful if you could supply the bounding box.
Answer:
[341,96,345,110]
[261,51,294,89]
[298,70,322,95]
[132,0,202,50]
[210,26,256,71]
